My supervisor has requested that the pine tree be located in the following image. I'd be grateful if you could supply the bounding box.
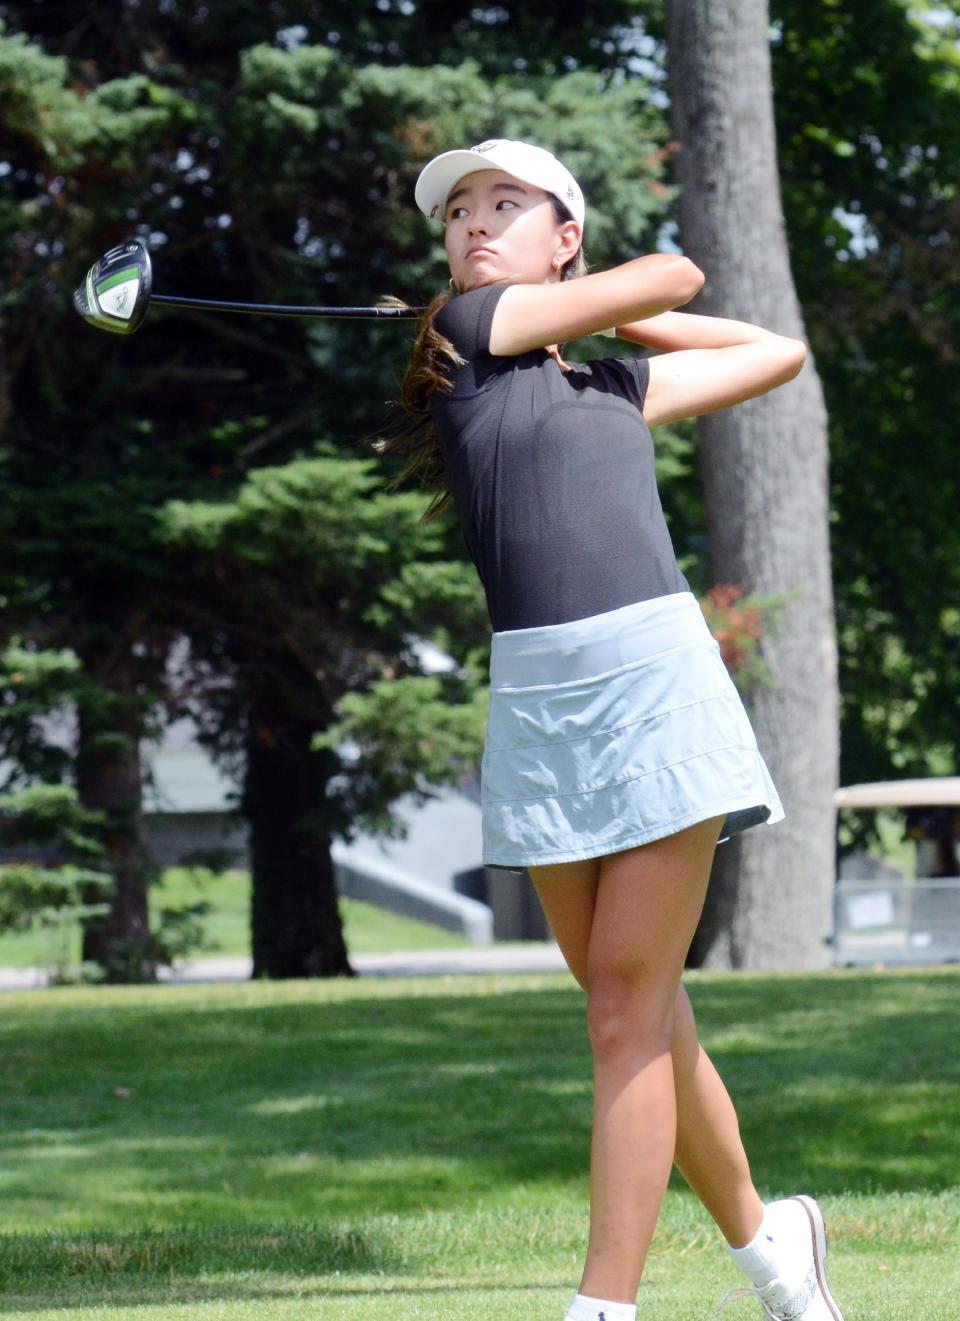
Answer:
[0,10,675,976]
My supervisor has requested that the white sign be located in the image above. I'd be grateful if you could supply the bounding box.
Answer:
[846,891,896,930]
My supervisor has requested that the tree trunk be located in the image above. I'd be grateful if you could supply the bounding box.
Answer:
[243,691,353,978]
[76,686,153,979]
[667,0,839,968]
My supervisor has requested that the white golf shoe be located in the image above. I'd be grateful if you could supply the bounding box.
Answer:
[719,1196,845,1320]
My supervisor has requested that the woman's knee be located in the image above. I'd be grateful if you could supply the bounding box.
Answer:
[586,968,678,1060]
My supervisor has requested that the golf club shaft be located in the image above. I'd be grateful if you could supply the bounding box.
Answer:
[151,293,428,319]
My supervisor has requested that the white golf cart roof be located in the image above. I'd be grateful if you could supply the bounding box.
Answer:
[834,777,960,809]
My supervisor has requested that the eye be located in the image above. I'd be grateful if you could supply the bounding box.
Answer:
[447,199,518,220]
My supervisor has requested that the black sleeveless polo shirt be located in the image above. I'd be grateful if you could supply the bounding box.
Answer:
[429,281,690,632]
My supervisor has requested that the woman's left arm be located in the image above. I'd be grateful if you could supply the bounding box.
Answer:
[613,310,807,429]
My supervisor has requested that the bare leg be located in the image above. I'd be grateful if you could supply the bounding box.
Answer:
[530,820,763,1300]
[531,814,724,1302]
[671,985,764,1247]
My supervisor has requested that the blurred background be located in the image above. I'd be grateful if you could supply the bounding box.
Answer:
[1,0,958,984]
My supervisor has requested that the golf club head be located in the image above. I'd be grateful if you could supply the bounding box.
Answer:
[73,238,152,335]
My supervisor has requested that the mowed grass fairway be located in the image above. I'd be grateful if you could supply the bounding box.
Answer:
[1,968,958,1320]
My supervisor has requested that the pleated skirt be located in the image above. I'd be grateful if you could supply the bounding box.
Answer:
[481,590,785,870]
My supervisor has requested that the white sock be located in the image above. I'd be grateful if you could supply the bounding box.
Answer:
[565,1293,637,1321]
[727,1205,780,1287]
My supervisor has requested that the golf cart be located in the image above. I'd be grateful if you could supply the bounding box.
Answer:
[833,777,960,966]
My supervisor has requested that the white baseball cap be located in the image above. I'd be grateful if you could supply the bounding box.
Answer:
[415,138,585,228]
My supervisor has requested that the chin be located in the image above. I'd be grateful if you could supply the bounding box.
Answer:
[460,275,494,293]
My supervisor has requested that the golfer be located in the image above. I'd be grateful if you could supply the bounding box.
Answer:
[382,139,844,1321]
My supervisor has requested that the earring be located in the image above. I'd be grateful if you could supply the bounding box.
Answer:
[449,277,456,288]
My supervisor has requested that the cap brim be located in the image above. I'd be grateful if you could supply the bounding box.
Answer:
[415,149,507,221]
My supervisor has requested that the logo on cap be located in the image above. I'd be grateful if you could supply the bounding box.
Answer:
[471,141,499,154]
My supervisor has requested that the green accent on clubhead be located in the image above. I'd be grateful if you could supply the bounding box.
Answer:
[85,270,109,324]
[84,269,120,331]
[94,265,141,297]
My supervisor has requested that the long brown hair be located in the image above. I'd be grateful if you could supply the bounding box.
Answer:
[375,194,589,521]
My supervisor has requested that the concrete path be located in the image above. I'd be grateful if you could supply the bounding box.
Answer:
[0,943,570,991]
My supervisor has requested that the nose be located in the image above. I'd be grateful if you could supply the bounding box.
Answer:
[466,202,496,236]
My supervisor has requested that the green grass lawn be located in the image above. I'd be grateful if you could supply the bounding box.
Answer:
[0,867,470,970]
[1,967,958,1318]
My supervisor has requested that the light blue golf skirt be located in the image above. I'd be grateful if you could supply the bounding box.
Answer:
[481,590,785,870]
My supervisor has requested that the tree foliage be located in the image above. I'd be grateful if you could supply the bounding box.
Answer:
[1,2,680,975]
[1,0,958,975]
[767,0,960,781]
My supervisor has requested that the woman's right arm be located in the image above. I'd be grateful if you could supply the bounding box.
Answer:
[614,309,808,428]
[487,255,704,357]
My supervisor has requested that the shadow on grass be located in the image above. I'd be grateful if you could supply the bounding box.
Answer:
[0,1219,391,1305]
[0,1283,557,1315]
[0,1219,562,1311]
[682,971,960,1197]
[0,970,957,1244]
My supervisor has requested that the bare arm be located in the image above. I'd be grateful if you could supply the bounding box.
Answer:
[613,308,788,351]
[611,310,808,429]
[488,255,704,357]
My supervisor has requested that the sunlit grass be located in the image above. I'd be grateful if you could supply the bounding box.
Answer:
[0,867,470,971]
[0,968,958,1318]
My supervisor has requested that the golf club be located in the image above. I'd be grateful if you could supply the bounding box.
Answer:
[74,238,428,335]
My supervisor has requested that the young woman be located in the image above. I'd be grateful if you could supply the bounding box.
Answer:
[382,138,844,1321]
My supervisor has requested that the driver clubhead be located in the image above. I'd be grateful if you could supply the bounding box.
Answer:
[73,238,152,335]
